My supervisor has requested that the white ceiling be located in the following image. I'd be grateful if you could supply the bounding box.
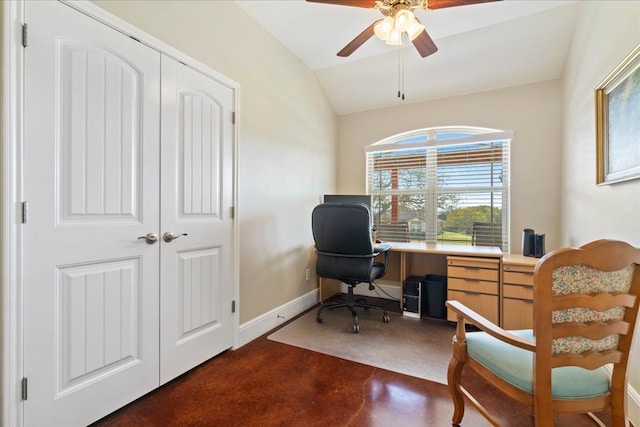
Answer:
[235,0,579,115]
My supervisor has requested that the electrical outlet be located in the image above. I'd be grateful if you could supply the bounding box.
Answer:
[305,268,311,281]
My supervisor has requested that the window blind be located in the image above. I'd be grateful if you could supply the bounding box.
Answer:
[365,129,511,251]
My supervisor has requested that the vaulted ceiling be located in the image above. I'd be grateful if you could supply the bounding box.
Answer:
[235,0,579,115]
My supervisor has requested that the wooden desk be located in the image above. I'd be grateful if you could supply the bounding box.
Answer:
[388,242,502,285]
[318,243,539,328]
[389,242,503,257]
[387,243,502,295]
[319,243,500,301]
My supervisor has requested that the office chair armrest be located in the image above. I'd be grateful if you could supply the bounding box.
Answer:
[446,300,536,351]
[374,243,392,278]
[374,242,392,253]
[316,250,378,259]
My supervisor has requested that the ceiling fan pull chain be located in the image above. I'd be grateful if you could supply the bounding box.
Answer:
[401,45,405,100]
[398,34,405,101]
[397,46,402,98]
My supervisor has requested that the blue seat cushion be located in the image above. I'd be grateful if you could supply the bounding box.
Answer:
[465,329,610,398]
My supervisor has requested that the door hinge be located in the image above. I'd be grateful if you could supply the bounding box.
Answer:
[22,23,28,47]
[21,201,28,224]
[231,111,236,125]
[21,377,28,401]
[231,300,236,313]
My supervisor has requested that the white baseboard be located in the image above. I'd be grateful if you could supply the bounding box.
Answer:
[235,282,400,349]
[236,289,318,348]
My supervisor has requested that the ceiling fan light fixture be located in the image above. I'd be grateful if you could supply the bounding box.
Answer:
[374,16,394,41]
[406,19,425,41]
[394,9,414,32]
[386,27,403,46]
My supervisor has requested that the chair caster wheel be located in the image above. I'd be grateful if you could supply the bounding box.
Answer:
[316,315,323,323]
[383,314,390,323]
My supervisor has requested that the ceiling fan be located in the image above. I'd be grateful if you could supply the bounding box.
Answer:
[307,0,500,58]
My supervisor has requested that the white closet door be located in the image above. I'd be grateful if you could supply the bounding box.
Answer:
[23,2,161,426]
[160,55,234,384]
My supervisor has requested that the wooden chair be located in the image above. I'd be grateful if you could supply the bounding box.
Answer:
[446,239,640,426]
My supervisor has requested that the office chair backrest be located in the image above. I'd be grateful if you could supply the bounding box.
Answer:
[312,203,376,283]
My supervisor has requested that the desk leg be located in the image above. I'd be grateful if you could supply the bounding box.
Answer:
[319,277,341,303]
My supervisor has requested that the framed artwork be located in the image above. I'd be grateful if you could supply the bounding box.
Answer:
[595,44,640,185]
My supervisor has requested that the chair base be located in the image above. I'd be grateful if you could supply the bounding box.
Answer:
[316,284,390,333]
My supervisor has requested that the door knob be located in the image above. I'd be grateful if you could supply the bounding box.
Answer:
[137,233,158,244]
[163,232,188,243]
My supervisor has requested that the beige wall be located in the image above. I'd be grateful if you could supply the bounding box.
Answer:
[92,1,338,323]
[561,1,640,247]
[337,80,563,253]
[561,0,640,394]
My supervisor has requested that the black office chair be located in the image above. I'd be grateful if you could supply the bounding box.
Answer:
[312,203,392,333]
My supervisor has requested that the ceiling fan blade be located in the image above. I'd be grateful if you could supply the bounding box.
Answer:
[425,0,500,10]
[411,28,438,58]
[306,0,375,8]
[337,21,378,57]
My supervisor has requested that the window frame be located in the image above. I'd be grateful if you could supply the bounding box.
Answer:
[365,127,512,251]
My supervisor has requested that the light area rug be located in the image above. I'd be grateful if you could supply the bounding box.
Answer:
[267,306,455,384]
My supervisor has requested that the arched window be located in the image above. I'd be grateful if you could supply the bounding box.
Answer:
[365,126,512,251]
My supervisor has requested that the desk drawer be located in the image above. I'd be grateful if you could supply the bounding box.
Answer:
[503,298,533,329]
[447,290,498,324]
[503,271,534,286]
[448,277,498,295]
[448,266,499,282]
[503,283,534,300]
[448,257,499,270]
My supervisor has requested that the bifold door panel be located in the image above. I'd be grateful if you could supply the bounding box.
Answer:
[22,2,234,425]
[159,54,234,384]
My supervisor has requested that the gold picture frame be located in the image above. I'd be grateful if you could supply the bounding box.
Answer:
[595,44,640,185]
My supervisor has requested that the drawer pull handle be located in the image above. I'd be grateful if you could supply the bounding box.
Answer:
[505,297,533,303]
[512,284,533,289]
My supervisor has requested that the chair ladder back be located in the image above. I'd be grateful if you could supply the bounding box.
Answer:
[534,241,640,367]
